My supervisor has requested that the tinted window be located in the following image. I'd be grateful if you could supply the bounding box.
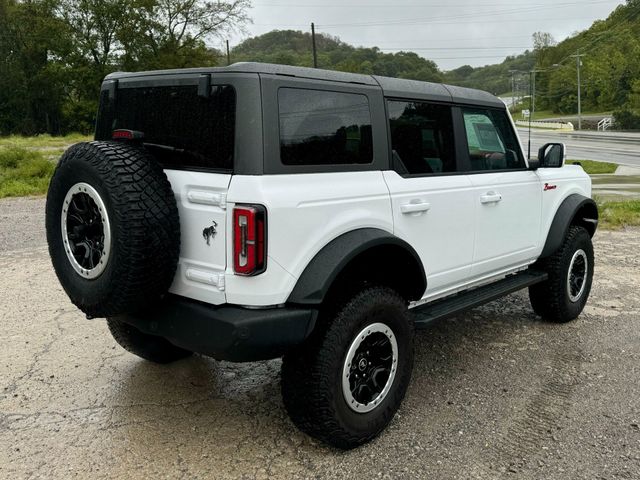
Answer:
[278,88,373,165]
[387,101,456,175]
[462,108,525,171]
[95,84,235,171]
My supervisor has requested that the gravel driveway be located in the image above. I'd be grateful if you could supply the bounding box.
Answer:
[1,196,639,479]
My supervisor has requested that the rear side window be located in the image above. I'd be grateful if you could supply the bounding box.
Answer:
[278,88,373,165]
[387,100,456,175]
[95,84,235,171]
[462,108,525,171]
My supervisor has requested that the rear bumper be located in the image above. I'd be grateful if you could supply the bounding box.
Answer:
[114,295,317,362]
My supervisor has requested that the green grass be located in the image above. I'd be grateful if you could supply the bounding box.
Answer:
[596,199,640,229]
[569,160,618,174]
[0,133,87,198]
[0,133,90,149]
[0,147,56,198]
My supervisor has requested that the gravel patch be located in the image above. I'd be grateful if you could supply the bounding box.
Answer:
[1,197,639,479]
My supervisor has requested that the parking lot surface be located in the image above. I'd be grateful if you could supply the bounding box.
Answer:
[1,196,639,479]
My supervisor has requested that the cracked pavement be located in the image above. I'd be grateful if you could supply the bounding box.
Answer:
[1,196,639,479]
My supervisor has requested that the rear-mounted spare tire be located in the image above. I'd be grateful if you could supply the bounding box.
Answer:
[46,141,180,318]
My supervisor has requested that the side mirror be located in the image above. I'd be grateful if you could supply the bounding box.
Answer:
[537,143,565,168]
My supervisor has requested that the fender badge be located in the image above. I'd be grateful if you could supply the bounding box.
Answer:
[202,221,218,245]
[544,183,557,191]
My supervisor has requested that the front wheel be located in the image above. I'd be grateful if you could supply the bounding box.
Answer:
[281,286,414,449]
[529,225,594,323]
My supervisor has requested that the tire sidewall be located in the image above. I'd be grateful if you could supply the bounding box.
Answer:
[560,228,594,319]
[328,292,414,439]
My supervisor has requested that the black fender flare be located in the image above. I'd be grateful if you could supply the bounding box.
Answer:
[540,194,598,259]
[287,228,426,306]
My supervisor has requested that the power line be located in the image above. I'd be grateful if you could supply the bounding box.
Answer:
[252,0,617,7]
[317,2,616,28]
[377,46,533,50]
[254,16,609,28]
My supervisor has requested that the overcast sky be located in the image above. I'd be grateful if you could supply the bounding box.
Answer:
[225,0,625,70]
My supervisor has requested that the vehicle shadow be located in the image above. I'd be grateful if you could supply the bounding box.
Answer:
[107,291,574,468]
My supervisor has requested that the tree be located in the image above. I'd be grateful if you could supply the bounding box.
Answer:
[532,31,556,67]
[0,0,251,135]
[122,0,250,69]
[0,0,72,134]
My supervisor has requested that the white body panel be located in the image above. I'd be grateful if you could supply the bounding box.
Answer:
[536,165,593,244]
[165,170,230,305]
[225,172,393,306]
[382,171,475,296]
[166,165,591,308]
[469,170,542,277]
[166,165,592,308]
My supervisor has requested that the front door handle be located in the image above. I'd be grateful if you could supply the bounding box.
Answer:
[401,201,431,215]
[480,192,502,204]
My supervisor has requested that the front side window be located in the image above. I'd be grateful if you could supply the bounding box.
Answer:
[278,88,373,165]
[387,100,456,175]
[462,108,525,171]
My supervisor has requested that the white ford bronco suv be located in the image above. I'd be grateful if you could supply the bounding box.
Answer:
[45,62,598,449]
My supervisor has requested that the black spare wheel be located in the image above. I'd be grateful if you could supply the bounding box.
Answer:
[46,141,180,318]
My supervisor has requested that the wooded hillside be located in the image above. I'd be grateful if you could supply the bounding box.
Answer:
[1,0,638,135]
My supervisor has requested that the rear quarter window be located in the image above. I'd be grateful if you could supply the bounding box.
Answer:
[95,84,235,171]
[278,88,373,166]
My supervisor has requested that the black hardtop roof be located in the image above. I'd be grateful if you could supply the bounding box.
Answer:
[105,62,504,108]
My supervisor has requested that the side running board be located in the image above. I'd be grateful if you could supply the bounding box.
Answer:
[412,270,548,329]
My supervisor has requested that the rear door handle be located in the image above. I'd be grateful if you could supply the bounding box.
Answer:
[401,201,431,215]
[480,192,502,204]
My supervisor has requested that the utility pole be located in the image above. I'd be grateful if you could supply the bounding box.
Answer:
[571,49,585,130]
[311,22,318,68]
[226,40,231,66]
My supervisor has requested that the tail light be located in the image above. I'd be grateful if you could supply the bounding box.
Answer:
[233,204,267,276]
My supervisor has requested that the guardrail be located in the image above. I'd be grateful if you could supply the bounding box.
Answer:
[597,117,613,131]
[515,120,574,131]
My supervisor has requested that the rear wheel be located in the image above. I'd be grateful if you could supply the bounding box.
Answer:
[281,286,414,449]
[529,225,594,323]
[107,317,192,364]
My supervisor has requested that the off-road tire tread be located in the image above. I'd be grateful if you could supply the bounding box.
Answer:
[46,141,180,317]
[107,318,192,364]
[281,286,414,449]
[528,225,593,323]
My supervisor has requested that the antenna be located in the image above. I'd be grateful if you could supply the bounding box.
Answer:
[311,23,318,68]
[528,70,532,160]
[527,68,544,160]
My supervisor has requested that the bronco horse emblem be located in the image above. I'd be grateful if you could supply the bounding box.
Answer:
[202,221,218,246]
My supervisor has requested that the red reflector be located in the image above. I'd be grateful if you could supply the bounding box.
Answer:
[112,129,144,141]
[233,205,267,276]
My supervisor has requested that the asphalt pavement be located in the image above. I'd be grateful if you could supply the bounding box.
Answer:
[517,128,640,167]
[1,196,640,479]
